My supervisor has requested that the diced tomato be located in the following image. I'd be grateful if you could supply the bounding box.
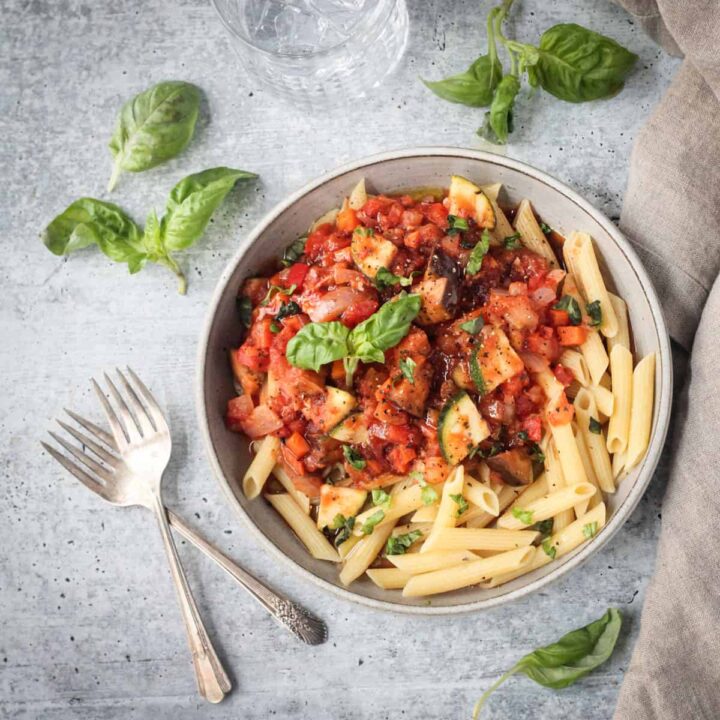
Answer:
[226,395,253,432]
[387,445,417,474]
[304,223,334,259]
[521,414,543,442]
[401,209,424,228]
[424,202,449,227]
[285,431,311,459]
[280,442,306,477]
[525,326,561,363]
[241,278,268,306]
[384,423,416,445]
[424,455,452,484]
[373,400,409,426]
[235,342,270,372]
[361,196,391,219]
[284,262,309,290]
[336,207,360,233]
[548,309,570,326]
[553,364,575,387]
[557,325,588,346]
[341,295,379,327]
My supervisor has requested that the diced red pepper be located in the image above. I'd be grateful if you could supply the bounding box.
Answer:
[284,262,309,290]
[548,308,570,327]
[336,207,360,233]
[557,325,589,346]
[285,431,311,459]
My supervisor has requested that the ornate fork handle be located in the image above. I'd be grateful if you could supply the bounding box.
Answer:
[168,510,327,646]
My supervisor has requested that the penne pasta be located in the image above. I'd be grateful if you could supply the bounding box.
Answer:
[365,568,410,590]
[591,384,615,420]
[421,466,465,553]
[271,464,311,514]
[340,521,396,585]
[348,177,367,210]
[388,549,478,575]
[573,424,601,510]
[466,485,519,528]
[545,437,575,530]
[421,527,539,552]
[508,474,549,511]
[265,494,339,562]
[574,389,614,493]
[551,422,589,489]
[559,349,590,387]
[411,504,439,523]
[402,547,534,597]
[496,483,596,530]
[607,345,633,454]
[463,476,500,516]
[513,198,560,267]
[563,232,618,337]
[353,483,424,536]
[607,292,630,352]
[243,435,280,499]
[625,353,656,471]
[581,330,610,386]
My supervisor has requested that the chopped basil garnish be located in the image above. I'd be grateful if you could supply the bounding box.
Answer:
[269,321,281,333]
[343,445,366,470]
[582,521,599,539]
[466,229,491,275]
[534,518,554,537]
[554,295,582,325]
[512,507,534,525]
[586,300,602,327]
[330,514,356,547]
[530,443,545,464]
[460,316,485,335]
[447,214,470,234]
[354,226,374,237]
[542,538,557,559]
[385,530,423,555]
[260,283,296,307]
[539,222,552,235]
[281,237,306,267]
[516,430,530,443]
[374,266,413,291]
[361,509,385,535]
[589,417,602,434]
[237,296,252,328]
[371,488,392,510]
[399,357,416,384]
[450,493,469,517]
[504,232,522,249]
[276,300,301,321]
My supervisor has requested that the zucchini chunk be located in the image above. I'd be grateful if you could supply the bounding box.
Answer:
[438,391,490,465]
[351,228,398,278]
[328,413,369,444]
[316,485,368,529]
[316,386,357,433]
[415,250,461,324]
[448,175,496,230]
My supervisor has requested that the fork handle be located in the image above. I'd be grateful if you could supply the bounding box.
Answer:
[152,496,231,703]
[167,510,327,645]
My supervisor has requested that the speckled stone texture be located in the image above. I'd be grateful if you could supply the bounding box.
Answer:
[0,1,680,718]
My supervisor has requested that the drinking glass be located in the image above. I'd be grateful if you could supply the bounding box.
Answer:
[211,0,409,107]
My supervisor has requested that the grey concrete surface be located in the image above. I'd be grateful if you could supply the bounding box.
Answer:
[0,1,680,718]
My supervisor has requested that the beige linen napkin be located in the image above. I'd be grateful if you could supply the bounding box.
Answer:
[610,2,720,718]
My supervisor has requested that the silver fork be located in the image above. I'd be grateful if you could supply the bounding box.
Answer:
[41,369,327,700]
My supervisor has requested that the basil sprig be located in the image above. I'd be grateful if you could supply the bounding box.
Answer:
[286,293,421,378]
[473,609,622,718]
[108,81,200,191]
[42,167,256,293]
[423,1,637,144]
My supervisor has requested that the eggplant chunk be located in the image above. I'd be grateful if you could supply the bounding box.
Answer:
[415,250,461,324]
[486,448,533,486]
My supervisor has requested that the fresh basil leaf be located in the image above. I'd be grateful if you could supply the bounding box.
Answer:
[530,442,545,464]
[582,521,599,539]
[534,24,638,103]
[237,296,253,328]
[466,229,491,275]
[539,222,553,235]
[281,237,306,267]
[371,488,391,510]
[447,214,470,235]
[586,300,602,327]
[479,73,521,144]
[348,293,421,362]
[343,445,367,471]
[511,507,534,525]
[450,493,469,517]
[533,518,554,537]
[276,300,301,321]
[504,232,522,249]
[589,417,602,434]
[42,198,147,272]
[473,608,622,718]
[330,513,347,530]
[460,317,485,335]
[270,321,281,333]
[161,167,257,251]
[386,530,423,556]
[286,321,349,371]
[516,430,530,443]
[331,514,356,547]
[361,509,385,535]
[542,538,557,559]
[399,357,416,384]
[108,81,201,191]
[374,266,413,290]
[554,295,582,325]
[423,54,502,107]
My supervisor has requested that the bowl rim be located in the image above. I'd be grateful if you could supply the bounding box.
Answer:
[196,146,673,615]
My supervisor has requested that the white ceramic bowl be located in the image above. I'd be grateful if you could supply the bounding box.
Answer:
[196,147,672,614]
